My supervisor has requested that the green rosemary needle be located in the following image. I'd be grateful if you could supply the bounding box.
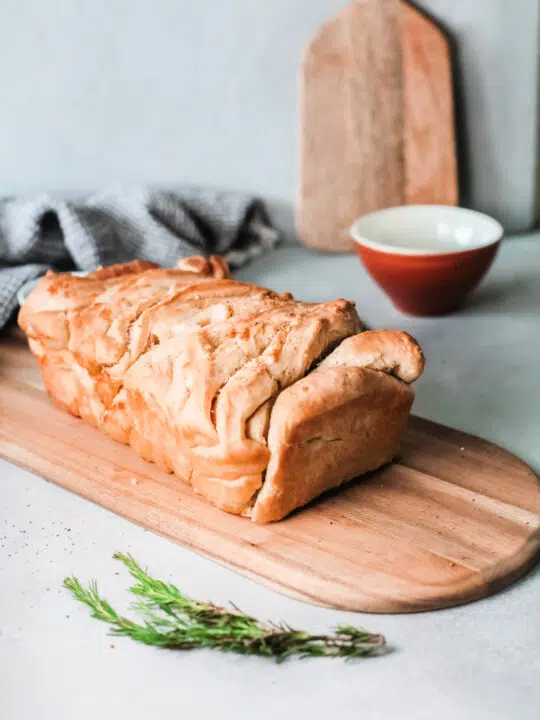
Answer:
[63,552,386,662]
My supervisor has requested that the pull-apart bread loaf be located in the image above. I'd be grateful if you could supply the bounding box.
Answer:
[18,255,424,523]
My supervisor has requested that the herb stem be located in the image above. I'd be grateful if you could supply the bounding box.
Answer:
[64,553,386,662]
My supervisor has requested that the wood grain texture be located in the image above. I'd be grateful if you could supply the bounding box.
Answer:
[297,0,458,252]
[1,330,539,613]
[298,0,404,252]
[403,3,457,206]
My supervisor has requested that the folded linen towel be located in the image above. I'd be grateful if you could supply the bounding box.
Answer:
[0,186,279,330]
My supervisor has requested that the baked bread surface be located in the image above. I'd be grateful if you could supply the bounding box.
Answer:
[18,255,424,522]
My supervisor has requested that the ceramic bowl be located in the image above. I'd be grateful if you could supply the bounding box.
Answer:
[350,205,503,316]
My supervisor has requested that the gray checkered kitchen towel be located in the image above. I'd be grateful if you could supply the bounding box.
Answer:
[0,187,280,330]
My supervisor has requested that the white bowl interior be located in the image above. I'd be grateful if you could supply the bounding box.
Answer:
[350,205,504,255]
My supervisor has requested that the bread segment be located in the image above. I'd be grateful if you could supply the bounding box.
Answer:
[18,255,424,522]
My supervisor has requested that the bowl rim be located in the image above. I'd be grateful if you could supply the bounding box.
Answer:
[349,205,504,257]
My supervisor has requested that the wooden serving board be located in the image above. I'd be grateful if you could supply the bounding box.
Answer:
[1,330,539,613]
[297,0,458,252]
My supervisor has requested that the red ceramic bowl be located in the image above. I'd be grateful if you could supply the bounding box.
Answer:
[350,205,503,316]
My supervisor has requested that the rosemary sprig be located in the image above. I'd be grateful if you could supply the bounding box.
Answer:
[63,553,386,662]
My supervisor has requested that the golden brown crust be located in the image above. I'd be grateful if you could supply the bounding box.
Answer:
[250,366,414,523]
[18,255,424,522]
[86,259,159,280]
[175,255,230,279]
[318,329,425,383]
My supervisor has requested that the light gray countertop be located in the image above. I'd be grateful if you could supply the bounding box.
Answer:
[1,235,539,720]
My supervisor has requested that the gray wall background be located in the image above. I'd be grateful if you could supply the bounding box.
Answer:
[0,0,538,236]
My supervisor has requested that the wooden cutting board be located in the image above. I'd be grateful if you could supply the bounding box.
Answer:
[297,0,458,252]
[1,330,539,613]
